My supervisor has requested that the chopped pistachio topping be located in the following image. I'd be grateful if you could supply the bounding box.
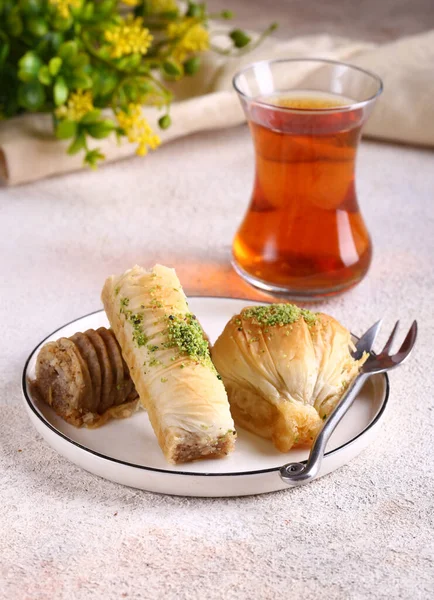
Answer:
[115,286,120,296]
[242,303,317,327]
[148,285,162,294]
[149,357,162,367]
[130,314,142,326]
[149,300,163,309]
[119,297,148,347]
[165,313,214,369]
[133,330,148,347]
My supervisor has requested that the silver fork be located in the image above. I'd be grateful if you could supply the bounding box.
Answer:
[280,319,418,487]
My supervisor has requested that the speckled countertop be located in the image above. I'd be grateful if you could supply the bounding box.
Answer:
[1,2,434,599]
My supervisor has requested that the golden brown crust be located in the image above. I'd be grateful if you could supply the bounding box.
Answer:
[84,329,114,413]
[212,306,366,453]
[33,328,139,428]
[101,264,236,464]
[97,327,124,406]
[70,332,101,413]
[35,338,93,425]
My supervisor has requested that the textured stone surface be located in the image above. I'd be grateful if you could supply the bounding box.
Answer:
[1,2,434,598]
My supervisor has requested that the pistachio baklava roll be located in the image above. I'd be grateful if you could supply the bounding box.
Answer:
[101,264,236,464]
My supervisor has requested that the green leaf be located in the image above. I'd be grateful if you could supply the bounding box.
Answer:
[54,76,68,106]
[67,132,86,155]
[6,11,23,37]
[82,3,95,20]
[48,57,62,76]
[38,65,51,85]
[136,79,154,94]
[85,120,115,139]
[18,70,33,83]
[70,73,93,89]
[20,0,43,15]
[0,42,9,66]
[220,10,234,19]
[56,119,77,139]
[162,59,183,78]
[58,40,78,62]
[37,32,64,55]
[18,80,45,110]
[116,54,141,71]
[229,29,251,48]
[184,56,201,76]
[98,72,118,97]
[80,109,102,124]
[49,32,64,52]
[186,2,202,18]
[26,16,48,37]
[158,115,171,130]
[84,148,105,169]
[123,83,137,103]
[117,87,127,107]
[51,14,73,32]
[69,53,89,69]
[94,0,116,18]
[18,52,43,81]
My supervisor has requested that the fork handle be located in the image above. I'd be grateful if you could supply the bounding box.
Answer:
[280,372,369,487]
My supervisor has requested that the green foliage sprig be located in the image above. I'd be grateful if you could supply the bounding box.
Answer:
[0,0,277,167]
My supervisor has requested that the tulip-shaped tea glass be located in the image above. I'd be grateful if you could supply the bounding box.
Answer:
[232,58,383,298]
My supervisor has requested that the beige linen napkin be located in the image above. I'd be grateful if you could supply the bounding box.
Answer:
[1,30,433,185]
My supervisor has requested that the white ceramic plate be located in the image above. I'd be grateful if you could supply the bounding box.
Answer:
[22,297,389,497]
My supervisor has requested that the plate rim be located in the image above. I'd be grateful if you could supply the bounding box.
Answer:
[22,299,390,478]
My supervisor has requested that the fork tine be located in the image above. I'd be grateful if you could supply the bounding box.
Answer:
[391,321,418,365]
[398,321,418,354]
[382,320,400,353]
[353,319,383,359]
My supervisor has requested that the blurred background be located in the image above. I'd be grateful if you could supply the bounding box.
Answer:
[208,0,434,41]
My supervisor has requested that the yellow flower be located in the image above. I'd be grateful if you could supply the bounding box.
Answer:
[55,90,94,121]
[49,0,81,19]
[104,15,153,59]
[121,0,140,6]
[117,104,161,156]
[167,19,209,62]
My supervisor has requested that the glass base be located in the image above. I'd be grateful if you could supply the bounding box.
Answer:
[231,260,363,301]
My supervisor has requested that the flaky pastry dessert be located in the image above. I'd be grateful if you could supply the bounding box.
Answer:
[33,328,139,427]
[212,303,368,452]
[102,264,236,464]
